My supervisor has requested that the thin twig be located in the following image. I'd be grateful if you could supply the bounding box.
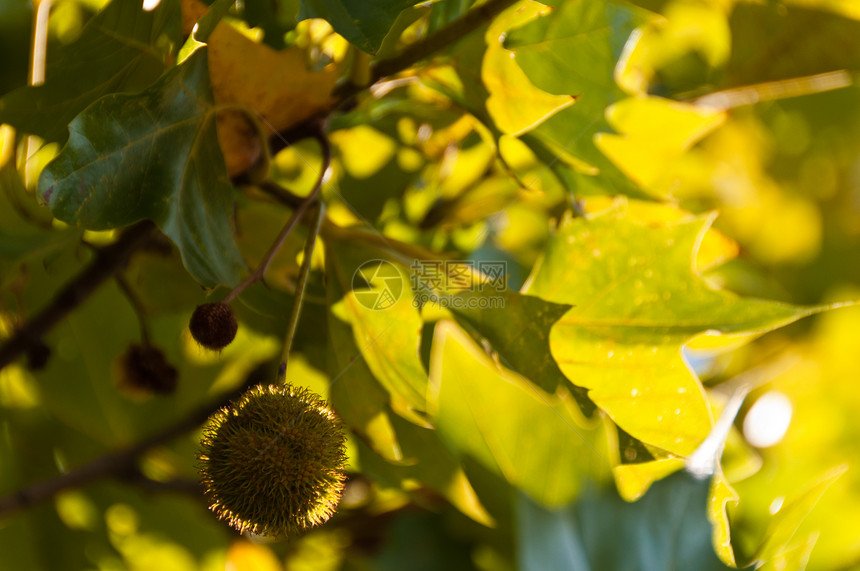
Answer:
[0,221,155,373]
[223,132,332,304]
[0,362,273,518]
[115,274,152,344]
[253,182,446,266]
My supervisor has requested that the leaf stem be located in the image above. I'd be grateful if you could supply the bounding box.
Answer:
[115,274,152,345]
[279,202,325,383]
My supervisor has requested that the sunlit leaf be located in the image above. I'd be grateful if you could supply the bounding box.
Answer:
[483,2,575,136]
[37,49,244,288]
[595,96,726,189]
[358,414,494,526]
[328,242,429,424]
[503,0,644,100]
[450,287,594,411]
[325,247,407,463]
[752,465,847,567]
[429,320,604,506]
[526,201,819,455]
[183,0,338,175]
[504,0,651,197]
[613,457,684,501]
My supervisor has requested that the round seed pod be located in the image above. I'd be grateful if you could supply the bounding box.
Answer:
[189,302,238,350]
[198,384,347,537]
[116,343,178,396]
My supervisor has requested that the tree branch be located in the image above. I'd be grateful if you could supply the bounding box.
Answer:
[275,0,519,149]
[0,221,155,373]
[369,0,519,83]
[0,362,274,518]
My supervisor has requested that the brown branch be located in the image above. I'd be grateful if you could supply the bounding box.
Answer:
[369,0,519,83]
[0,221,155,373]
[274,0,519,151]
[0,362,273,518]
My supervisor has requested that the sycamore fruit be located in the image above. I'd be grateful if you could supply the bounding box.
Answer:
[189,302,238,350]
[116,343,178,396]
[198,384,347,537]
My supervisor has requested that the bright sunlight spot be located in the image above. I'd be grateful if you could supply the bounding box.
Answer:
[142,0,161,11]
[743,391,793,448]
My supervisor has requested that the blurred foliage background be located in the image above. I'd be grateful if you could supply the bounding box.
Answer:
[2,0,860,569]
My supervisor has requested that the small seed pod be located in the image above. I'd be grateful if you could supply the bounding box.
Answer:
[189,302,238,350]
[198,384,347,537]
[26,341,51,371]
[116,343,178,396]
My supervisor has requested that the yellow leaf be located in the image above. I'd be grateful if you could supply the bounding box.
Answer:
[710,470,740,567]
[182,0,338,175]
[595,96,725,189]
[484,2,575,135]
[613,457,685,501]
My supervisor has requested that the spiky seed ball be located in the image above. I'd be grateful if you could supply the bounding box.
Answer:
[116,343,178,396]
[199,384,347,537]
[189,302,238,350]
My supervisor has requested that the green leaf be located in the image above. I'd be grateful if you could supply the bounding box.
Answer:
[756,534,818,571]
[503,0,651,197]
[526,202,818,455]
[325,247,407,464]
[428,320,604,507]
[327,241,429,424]
[503,0,642,100]
[242,0,300,50]
[0,0,30,96]
[193,0,234,43]
[0,0,180,143]
[296,0,420,53]
[357,414,494,526]
[0,162,77,273]
[37,48,244,288]
[752,465,847,568]
[517,471,742,571]
[450,287,595,413]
